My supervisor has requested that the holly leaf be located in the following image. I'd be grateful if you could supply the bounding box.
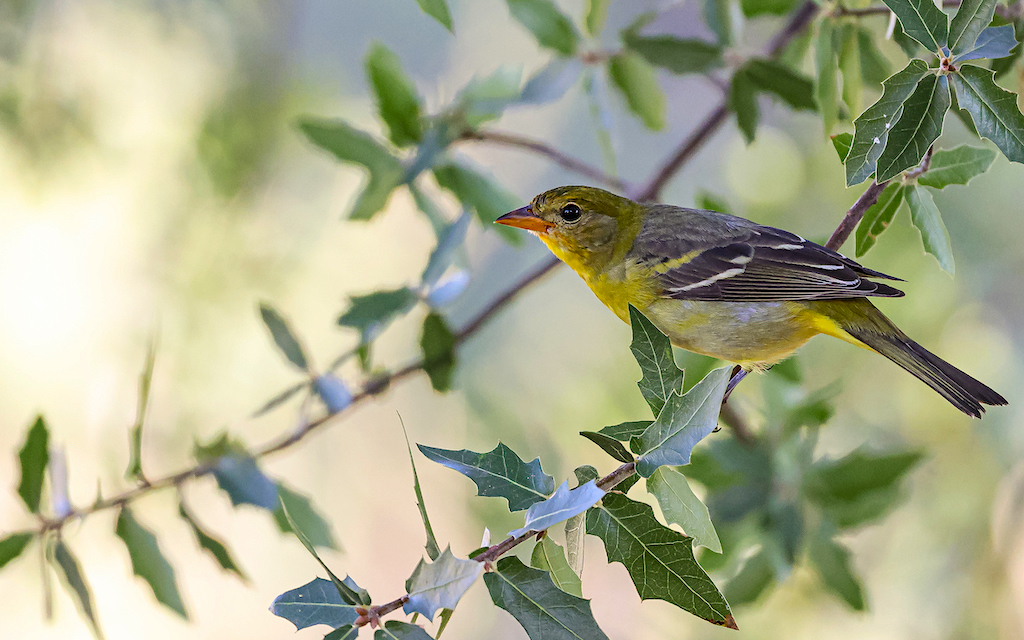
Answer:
[628,305,684,417]
[366,42,423,147]
[917,144,997,188]
[647,467,722,553]
[376,621,434,640]
[831,132,853,161]
[881,0,948,52]
[876,74,951,182]
[630,367,731,478]
[949,0,998,58]
[421,313,456,392]
[950,65,1024,164]
[907,185,955,274]
[259,303,309,372]
[418,442,554,511]
[598,420,652,441]
[579,431,634,463]
[116,507,187,618]
[178,502,247,580]
[856,182,905,256]
[608,52,666,130]
[271,578,361,630]
[509,480,605,537]
[18,415,49,514]
[326,625,360,640]
[530,537,582,597]
[0,533,32,571]
[955,25,1018,62]
[337,288,419,344]
[273,483,339,550]
[808,534,865,610]
[506,0,580,56]
[211,454,279,510]
[51,540,103,639]
[484,557,609,640]
[403,546,483,620]
[415,0,454,33]
[587,492,734,627]
[622,31,724,75]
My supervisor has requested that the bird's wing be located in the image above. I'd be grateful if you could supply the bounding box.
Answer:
[631,207,904,302]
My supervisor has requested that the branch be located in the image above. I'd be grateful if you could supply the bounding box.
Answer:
[825,181,888,252]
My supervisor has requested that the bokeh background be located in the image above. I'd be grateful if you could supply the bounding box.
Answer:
[2,0,1024,638]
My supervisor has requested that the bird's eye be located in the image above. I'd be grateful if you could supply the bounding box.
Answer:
[560,203,582,222]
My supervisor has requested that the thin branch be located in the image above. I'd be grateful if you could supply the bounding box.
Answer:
[825,181,888,251]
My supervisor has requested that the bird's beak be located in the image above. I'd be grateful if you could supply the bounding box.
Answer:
[495,206,553,234]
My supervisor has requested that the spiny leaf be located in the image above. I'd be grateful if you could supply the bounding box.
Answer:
[18,415,49,514]
[647,467,722,553]
[917,144,997,188]
[271,578,360,630]
[51,540,103,639]
[273,483,339,550]
[587,492,734,627]
[259,303,309,372]
[950,64,1024,164]
[531,537,583,597]
[949,0,998,57]
[881,0,948,52]
[420,312,456,392]
[337,288,419,344]
[418,442,554,511]
[400,416,441,561]
[484,557,609,640]
[366,42,423,147]
[178,501,247,580]
[506,0,580,56]
[628,305,684,417]
[875,74,950,182]
[907,185,955,274]
[630,367,731,478]
[956,24,1019,62]
[856,182,905,257]
[415,0,454,33]
[116,507,187,618]
[509,480,605,537]
[608,51,666,130]
[808,535,865,610]
[0,533,32,571]
[404,546,483,620]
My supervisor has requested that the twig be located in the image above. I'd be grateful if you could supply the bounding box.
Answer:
[825,181,888,251]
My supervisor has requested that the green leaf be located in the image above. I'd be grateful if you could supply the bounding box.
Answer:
[585,0,610,36]
[892,19,922,57]
[740,0,798,17]
[907,185,955,273]
[421,313,456,392]
[126,340,156,481]
[695,191,731,214]
[178,501,247,580]
[506,0,580,56]
[918,144,997,188]
[608,52,666,130]
[376,621,434,640]
[723,548,774,607]
[271,578,360,630]
[418,442,554,511]
[808,535,865,610]
[432,162,522,240]
[366,42,423,147]
[831,132,853,161]
[816,20,839,136]
[337,288,419,344]
[51,540,103,639]
[949,0,998,57]
[404,546,483,620]
[950,64,1024,163]
[530,537,583,597]
[400,417,441,561]
[510,480,605,537]
[806,448,923,503]
[18,415,49,514]
[729,67,760,143]
[259,303,309,372]
[631,367,731,478]
[0,533,32,571]
[858,27,892,86]
[881,0,948,52]
[846,59,931,186]
[955,25,1019,62]
[703,0,736,46]
[839,24,863,115]
[212,454,279,510]
[744,58,816,111]
[415,0,454,32]
[876,74,951,182]
[326,625,360,640]
[598,420,652,441]
[485,556,609,640]
[856,182,905,257]
[628,305,685,417]
[622,32,724,75]
[273,483,339,550]
[252,381,308,418]
[587,492,734,627]
[647,467,722,553]
[116,507,187,618]
[579,431,634,462]
[456,66,524,127]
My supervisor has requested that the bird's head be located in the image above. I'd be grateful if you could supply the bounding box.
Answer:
[496,186,642,272]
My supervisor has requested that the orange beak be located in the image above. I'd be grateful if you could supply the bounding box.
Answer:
[495,206,553,234]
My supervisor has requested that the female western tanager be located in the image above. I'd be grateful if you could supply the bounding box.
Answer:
[496,185,1006,418]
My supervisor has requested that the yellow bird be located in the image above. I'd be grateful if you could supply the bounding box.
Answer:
[496,185,1006,417]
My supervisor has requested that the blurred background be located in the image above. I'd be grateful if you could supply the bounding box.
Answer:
[1,0,1023,638]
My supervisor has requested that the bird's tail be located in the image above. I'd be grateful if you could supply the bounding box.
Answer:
[826,301,1007,418]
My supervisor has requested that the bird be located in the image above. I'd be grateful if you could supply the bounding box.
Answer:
[495,185,1007,418]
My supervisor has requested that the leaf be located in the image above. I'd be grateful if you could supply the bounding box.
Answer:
[337,288,419,344]
[326,625,360,640]
[950,64,1024,163]
[400,417,441,561]
[252,381,308,417]
[0,533,32,571]
[506,0,580,56]
[17,415,49,514]
[579,431,634,463]
[695,191,731,214]
[955,25,1019,62]
[298,118,404,220]
[805,448,923,504]
[484,557,609,640]
[212,454,279,510]
[273,483,339,550]
[178,501,247,580]
[456,66,524,127]
[271,578,360,630]
[420,313,456,392]
[729,67,760,143]
[855,182,905,257]
[418,442,554,511]
[598,420,652,441]
[608,51,667,130]
[432,161,521,234]
[315,375,353,415]
[622,32,724,76]
[376,621,434,640]
[876,74,951,182]
[415,0,454,33]
[831,132,853,161]
[628,305,685,417]
[647,467,722,553]
[403,546,483,620]
[881,0,949,52]
[808,535,865,610]
[703,0,736,46]
[51,540,103,639]
[858,27,892,86]
[630,367,731,478]
[116,507,187,618]
[585,0,610,36]
[839,24,863,115]
[520,58,584,105]
[259,303,309,372]
[816,20,839,136]
[918,144,997,188]
[949,0,998,57]
[740,0,798,17]
[126,339,156,481]
[587,492,734,627]
[564,512,586,581]
[530,537,583,597]
[743,58,816,111]
[366,42,423,147]
[846,59,931,186]
[907,185,955,273]
[723,548,774,606]
[509,480,605,537]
